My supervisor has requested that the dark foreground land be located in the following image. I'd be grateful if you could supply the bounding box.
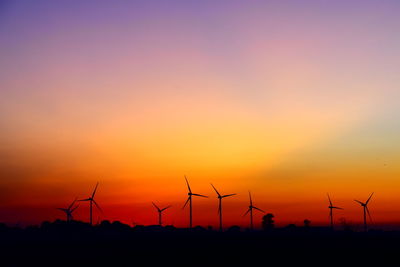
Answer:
[1,221,399,266]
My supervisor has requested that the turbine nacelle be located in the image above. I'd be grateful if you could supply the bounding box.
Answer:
[354,192,374,207]
[211,184,235,200]
[57,198,79,222]
[183,176,207,228]
[79,182,102,225]
[354,192,374,231]
[152,202,171,213]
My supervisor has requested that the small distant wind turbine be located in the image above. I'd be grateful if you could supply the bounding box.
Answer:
[244,191,264,230]
[152,202,171,225]
[327,194,343,229]
[183,176,208,228]
[354,192,374,231]
[79,182,102,225]
[211,184,236,231]
[57,198,79,222]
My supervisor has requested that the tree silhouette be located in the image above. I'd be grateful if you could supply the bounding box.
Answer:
[262,213,275,230]
[303,219,311,228]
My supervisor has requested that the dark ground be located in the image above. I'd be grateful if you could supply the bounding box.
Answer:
[1,220,399,266]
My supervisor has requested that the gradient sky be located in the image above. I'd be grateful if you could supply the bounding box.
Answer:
[1,0,400,229]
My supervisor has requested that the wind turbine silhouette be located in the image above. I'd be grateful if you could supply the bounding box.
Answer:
[327,194,343,229]
[152,202,171,225]
[182,176,207,229]
[79,182,102,225]
[244,191,264,230]
[354,192,374,232]
[211,184,236,231]
[57,198,79,222]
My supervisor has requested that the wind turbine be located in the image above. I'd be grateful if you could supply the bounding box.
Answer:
[327,194,343,229]
[354,192,374,232]
[244,191,264,230]
[152,202,171,225]
[182,176,207,229]
[57,198,79,222]
[79,182,102,225]
[211,184,236,231]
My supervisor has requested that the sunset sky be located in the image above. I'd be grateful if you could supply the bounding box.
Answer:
[1,0,400,229]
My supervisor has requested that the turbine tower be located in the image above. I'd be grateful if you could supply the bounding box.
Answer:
[57,198,79,222]
[244,191,264,230]
[79,182,102,225]
[183,176,207,229]
[327,194,343,229]
[152,202,171,225]
[354,192,374,232]
[211,184,236,231]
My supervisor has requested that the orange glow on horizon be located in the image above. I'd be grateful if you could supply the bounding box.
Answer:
[1,1,400,229]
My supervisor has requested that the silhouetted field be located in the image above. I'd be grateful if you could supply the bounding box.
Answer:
[1,220,399,266]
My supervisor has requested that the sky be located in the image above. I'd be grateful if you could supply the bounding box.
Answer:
[1,0,400,229]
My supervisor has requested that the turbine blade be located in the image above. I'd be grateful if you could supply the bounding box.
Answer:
[184,176,192,193]
[192,193,208,198]
[78,198,91,201]
[161,205,171,212]
[210,184,220,197]
[182,197,190,209]
[92,199,103,213]
[222,193,236,198]
[366,206,373,222]
[152,202,160,211]
[243,208,251,217]
[366,192,374,204]
[354,200,364,205]
[332,206,343,210]
[68,197,78,210]
[327,193,332,206]
[253,206,265,213]
[92,182,99,198]
[71,205,79,212]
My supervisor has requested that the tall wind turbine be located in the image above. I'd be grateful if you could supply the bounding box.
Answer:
[79,182,102,225]
[327,194,343,229]
[354,192,374,232]
[152,202,171,225]
[244,191,264,230]
[211,184,236,231]
[57,198,79,222]
[183,176,207,229]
